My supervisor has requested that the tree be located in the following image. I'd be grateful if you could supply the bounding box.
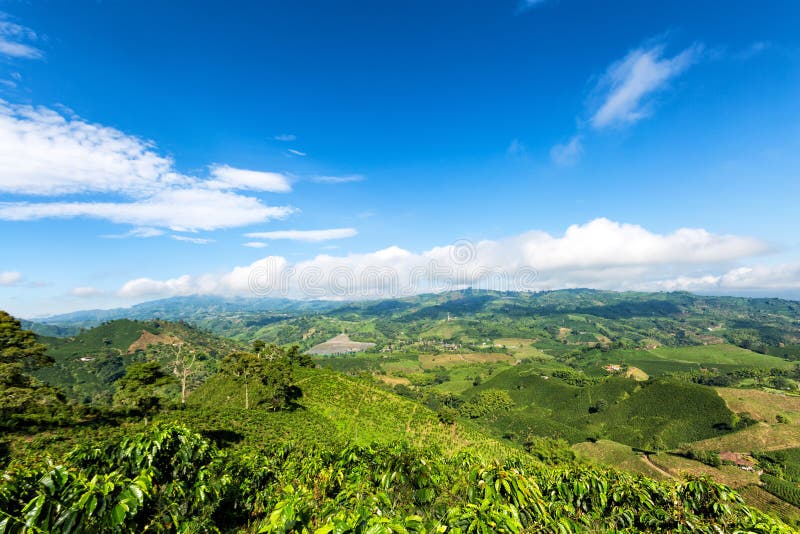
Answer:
[0,311,51,369]
[113,362,173,421]
[261,353,298,411]
[0,311,65,426]
[221,351,265,409]
[286,344,314,368]
[170,343,197,405]
[222,345,303,411]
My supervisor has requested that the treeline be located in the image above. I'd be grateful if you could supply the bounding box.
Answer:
[670,365,800,390]
[0,423,792,533]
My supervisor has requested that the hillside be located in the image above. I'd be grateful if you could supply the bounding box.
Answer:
[35,319,241,404]
[31,290,800,358]
[462,365,738,449]
[182,365,518,459]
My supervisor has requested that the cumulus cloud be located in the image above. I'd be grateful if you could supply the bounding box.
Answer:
[244,228,358,242]
[206,164,292,193]
[116,218,774,300]
[243,242,269,248]
[0,100,181,196]
[550,135,583,166]
[650,264,800,292]
[0,271,22,286]
[590,41,704,129]
[0,102,297,231]
[0,16,42,59]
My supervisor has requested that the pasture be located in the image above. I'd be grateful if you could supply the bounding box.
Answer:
[581,344,792,377]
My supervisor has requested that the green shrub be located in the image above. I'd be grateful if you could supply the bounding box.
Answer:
[459,389,514,418]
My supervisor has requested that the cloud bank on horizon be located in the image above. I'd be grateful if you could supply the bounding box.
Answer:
[117,218,779,301]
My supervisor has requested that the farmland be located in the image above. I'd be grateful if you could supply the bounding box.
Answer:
[6,289,800,529]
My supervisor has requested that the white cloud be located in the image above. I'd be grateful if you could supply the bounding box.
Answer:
[116,218,774,300]
[0,100,181,196]
[206,164,292,193]
[550,135,583,166]
[311,174,365,184]
[0,102,297,231]
[274,134,296,141]
[0,189,294,231]
[287,149,307,157]
[244,228,358,242]
[243,242,269,248]
[0,271,22,286]
[70,286,104,298]
[650,264,800,292]
[102,227,165,239]
[171,234,214,245]
[590,42,703,129]
[0,17,42,59]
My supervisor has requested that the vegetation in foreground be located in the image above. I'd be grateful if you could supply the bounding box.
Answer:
[5,289,800,531]
[0,423,792,533]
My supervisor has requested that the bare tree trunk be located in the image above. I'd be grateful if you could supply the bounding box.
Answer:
[172,344,195,405]
[245,380,249,409]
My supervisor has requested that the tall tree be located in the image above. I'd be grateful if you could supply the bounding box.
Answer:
[113,361,173,422]
[0,311,64,427]
[221,351,265,409]
[0,311,51,369]
[170,342,197,405]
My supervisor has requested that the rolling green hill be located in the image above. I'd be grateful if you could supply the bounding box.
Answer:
[463,364,739,449]
[35,319,241,404]
[183,366,518,459]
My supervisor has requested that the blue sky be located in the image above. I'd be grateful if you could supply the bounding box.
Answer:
[1,0,799,317]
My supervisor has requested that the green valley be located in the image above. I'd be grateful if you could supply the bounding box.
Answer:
[3,289,800,531]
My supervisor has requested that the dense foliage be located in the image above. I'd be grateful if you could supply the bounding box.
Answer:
[0,312,69,429]
[0,423,792,533]
[7,289,800,528]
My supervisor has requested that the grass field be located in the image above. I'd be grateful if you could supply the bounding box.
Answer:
[572,439,669,480]
[419,352,515,369]
[649,345,793,368]
[582,344,793,377]
[690,388,800,453]
[626,366,649,381]
[648,453,760,489]
[493,338,553,360]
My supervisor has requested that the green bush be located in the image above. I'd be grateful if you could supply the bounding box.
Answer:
[0,423,792,533]
[459,389,515,418]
